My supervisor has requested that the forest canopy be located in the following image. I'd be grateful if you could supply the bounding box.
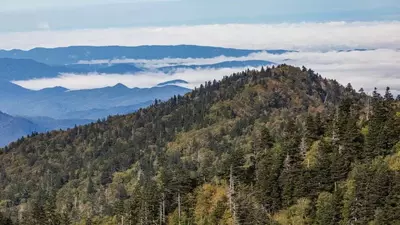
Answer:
[0,65,399,225]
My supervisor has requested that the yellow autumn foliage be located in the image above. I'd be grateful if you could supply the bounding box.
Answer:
[273,198,312,225]
[74,216,118,225]
[194,183,233,225]
[303,141,320,169]
[386,143,400,171]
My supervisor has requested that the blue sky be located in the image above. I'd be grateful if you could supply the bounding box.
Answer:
[1,0,399,32]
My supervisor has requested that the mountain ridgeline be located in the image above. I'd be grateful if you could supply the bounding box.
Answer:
[0,65,399,225]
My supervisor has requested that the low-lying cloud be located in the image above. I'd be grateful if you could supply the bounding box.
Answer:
[1,21,400,51]
[13,49,400,94]
[13,67,256,91]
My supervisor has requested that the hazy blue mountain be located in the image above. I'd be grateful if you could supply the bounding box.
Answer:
[0,82,189,146]
[0,58,80,80]
[158,60,274,73]
[0,83,190,119]
[23,116,93,131]
[61,101,154,120]
[157,79,189,86]
[0,112,94,147]
[0,55,278,81]
[0,111,39,147]
[96,64,143,74]
[0,45,288,65]
[0,58,145,80]
[0,80,33,96]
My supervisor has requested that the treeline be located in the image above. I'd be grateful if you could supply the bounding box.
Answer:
[0,65,399,225]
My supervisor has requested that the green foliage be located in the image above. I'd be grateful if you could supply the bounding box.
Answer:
[314,192,335,225]
[273,198,312,225]
[303,141,320,169]
[0,65,399,224]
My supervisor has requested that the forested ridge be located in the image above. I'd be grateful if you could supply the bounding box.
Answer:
[0,65,399,225]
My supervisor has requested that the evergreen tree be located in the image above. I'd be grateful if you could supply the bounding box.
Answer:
[314,192,335,225]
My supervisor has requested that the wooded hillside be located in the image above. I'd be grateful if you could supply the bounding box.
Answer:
[0,65,399,225]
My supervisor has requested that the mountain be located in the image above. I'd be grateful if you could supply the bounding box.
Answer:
[23,116,93,131]
[158,60,275,72]
[0,58,80,80]
[61,101,154,120]
[0,45,289,65]
[0,83,190,119]
[0,111,39,147]
[96,64,143,74]
[0,65,399,225]
[0,80,33,96]
[157,79,189,86]
[0,57,275,82]
[0,111,93,147]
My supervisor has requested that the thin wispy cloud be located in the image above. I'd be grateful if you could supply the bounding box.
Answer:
[1,22,399,51]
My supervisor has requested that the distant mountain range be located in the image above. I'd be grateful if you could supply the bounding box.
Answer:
[0,111,39,147]
[158,60,274,73]
[0,111,92,147]
[0,81,190,119]
[0,45,283,146]
[0,45,289,65]
[0,58,275,81]
[0,58,80,80]
[0,81,188,147]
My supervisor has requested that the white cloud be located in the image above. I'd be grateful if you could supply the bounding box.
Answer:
[13,67,258,91]
[12,49,400,94]
[1,21,400,51]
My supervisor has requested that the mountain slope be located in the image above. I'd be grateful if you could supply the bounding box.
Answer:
[0,58,79,80]
[60,101,154,120]
[0,111,39,147]
[0,83,190,119]
[23,116,93,131]
[0,112,93,147]
[0,65,399,225]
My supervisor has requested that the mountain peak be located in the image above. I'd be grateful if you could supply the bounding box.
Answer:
[39,86,69,92]
[157,79,189,87]
[112,83,129,89]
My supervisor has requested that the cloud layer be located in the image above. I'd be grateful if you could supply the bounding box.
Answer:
[1,22,400,51]
[5,21,400,95]
[13,49,400,94]
[13,67,251,90]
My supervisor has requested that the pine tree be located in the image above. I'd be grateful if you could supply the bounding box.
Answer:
[256,144,284,212]
[86,177,95,195]
[30,201,47,225]
[0,212,13,225]
[383,171,400,223]
[314,192,335,225]
[44,193,61,225]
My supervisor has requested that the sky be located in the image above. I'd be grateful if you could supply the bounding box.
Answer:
[0,0,399,32]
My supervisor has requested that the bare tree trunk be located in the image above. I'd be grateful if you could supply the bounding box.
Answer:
[159,203,162,225]
[178,193,181,225]
[366,95,371,121]
[229,165,239,225]
[162,193,166,224]
[324,93,329,104]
